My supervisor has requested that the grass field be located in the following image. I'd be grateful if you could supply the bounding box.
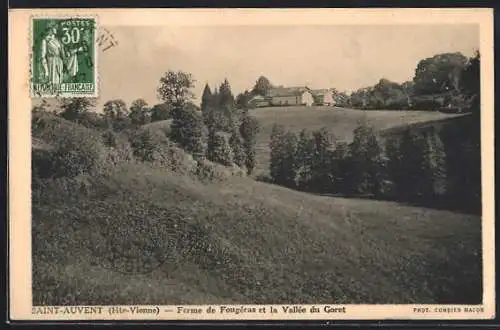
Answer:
[32,110,480,305]
[33,161,482,305]
[249,106,466,175]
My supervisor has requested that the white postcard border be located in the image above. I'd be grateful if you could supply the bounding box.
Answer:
[8,8,495,321]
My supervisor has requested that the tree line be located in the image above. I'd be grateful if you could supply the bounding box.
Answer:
[268,118,480,213]
[348,51,480,111]
[32,70,261,175]
[268,52,481,213]
[164,72,261,174]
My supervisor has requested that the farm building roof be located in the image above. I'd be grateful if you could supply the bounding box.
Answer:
[310,89,332,96]
[267,87,309,97]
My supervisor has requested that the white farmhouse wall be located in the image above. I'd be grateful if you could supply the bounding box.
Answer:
[302,91,314,106]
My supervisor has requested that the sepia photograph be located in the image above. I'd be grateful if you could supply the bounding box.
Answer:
[8,9,494,320]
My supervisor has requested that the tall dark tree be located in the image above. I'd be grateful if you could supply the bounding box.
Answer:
[423,127,447,197]
[205,86,219,160]
[239,110,260,174]
[211,132,234,166]
[294,129,315,189]
[201,83,212,120]
[270,124,297,187]
[229,127,246,168]
[461,50,480,113]
[309,128,335,193]
[217,79,236,132]
[347,120,384,195]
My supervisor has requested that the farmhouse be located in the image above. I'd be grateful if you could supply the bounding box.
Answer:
[268,87,314,107]
[248,94,272,108]
[311,89,335,106]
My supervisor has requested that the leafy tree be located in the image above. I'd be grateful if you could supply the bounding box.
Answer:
[239,111,260,174]
[372,78,408,109]
[103,99,129,120]
[129,98,150,125]
[60,98,96,121]
[413,52,468,95]
[157,70,196,107]
[401,81,415,108]
[252,76,273,96]
[460,50,480,112]
[103,99,131,131]
[350,87,374,109]
[169,102,208,157]
[150,103,172,122]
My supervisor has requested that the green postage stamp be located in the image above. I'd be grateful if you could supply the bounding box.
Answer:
[31,16,98,97]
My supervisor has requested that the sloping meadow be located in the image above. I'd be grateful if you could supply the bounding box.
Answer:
[31,112,481,306]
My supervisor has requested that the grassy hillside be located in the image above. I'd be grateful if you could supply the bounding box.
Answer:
[249,106,466,176]
[144,106,466,176]
[32,111,481,305]
[33,163,481,305]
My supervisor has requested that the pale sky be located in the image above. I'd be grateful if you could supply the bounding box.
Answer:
[97,24,479,109]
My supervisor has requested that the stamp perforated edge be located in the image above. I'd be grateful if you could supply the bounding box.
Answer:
[29,13,100,99]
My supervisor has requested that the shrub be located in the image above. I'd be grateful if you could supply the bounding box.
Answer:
[160,144,198,174]
[78,111,108,130]
[129,128,171,162]
[101,130,135,167]
[211,132,234,166]
[194,159,246,183]
[240,113,260,175]
[229,129,246,168]
[170,104,208,157]
[49,127,106,178]
[195,159,232,182]
[128,128,198,174]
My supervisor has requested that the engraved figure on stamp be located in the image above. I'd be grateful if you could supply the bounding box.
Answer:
[39,23,66,86]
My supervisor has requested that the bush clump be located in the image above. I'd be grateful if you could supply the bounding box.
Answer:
[101,130,135,167]
[50,128,106,178]
[195,159,246,183]
[128,128,198,174]
[32,119,107,178]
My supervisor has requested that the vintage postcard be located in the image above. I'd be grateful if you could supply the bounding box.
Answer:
[9,8,495,321]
